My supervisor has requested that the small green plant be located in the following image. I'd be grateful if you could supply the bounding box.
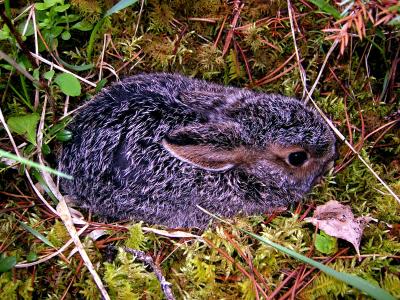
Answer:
[16,0,93,52]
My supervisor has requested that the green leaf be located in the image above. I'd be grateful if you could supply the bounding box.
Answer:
[18,19,34,37]
[308,0,341,20]
[54,73,81,96]
[33,68,40,81]
[35,3,50,10]
[71,20,93,31]
[7,113,40,145]
[57,57,94,72]
[315,230,338,255]
[56,129,72,142]
[31,169,58,202]
[0,149,73,179]
[46,119,71,136]
[41,143,51,155]
[227,49,245,82]
[87,19,105,61]
[388,16,400,26]
[57,14,80,24]
[44,69,55,81]
[45,0,61,7]
[27,252,38,262]
[125,223,145,249]
[54,4,70,12]
[95,78,107,93]
[49,26,64,38]
[242,229,396,300]
[104,0,138,17]
[24,144,36,156]
[0,25,11,40]
[0,63,13,71]
[19,221,55,248]
[0,256,17,273]
[61,31,71,40]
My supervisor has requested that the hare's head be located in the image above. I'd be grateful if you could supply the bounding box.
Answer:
[162,90,337,198]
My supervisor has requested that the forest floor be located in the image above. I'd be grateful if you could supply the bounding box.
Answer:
[0,0,399,299]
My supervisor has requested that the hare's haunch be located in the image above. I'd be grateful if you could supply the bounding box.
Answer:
[59,73,336,228]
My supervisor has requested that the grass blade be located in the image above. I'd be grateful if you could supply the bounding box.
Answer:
[87,0,138,60]
[0,256,17,273]
[308,0,341,20]
[19,221,55,248]
[0,149,72,179]
[196,206,395,300]
[242,229,396,300]
[104,0,138,17]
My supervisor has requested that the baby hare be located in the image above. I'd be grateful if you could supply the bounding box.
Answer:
[59,73,336,228]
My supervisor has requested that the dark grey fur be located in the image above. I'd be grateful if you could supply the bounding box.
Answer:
[59,73,336,228]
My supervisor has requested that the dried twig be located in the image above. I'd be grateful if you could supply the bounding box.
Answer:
[15,225,89,268]
[303,39,400,203]
[203,237,269,298]
[0,8,38,68]
[222,1,244,56]
[214,15,228,47]
[30,52,97,87]
[124,247,176,300]
[287,0,308,98]
[134,0,145,37]
[34,92,111,300]
[0,50,41,86]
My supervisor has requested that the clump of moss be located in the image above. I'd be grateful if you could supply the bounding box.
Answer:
[0,272,33,300]
[70,0,102,16]
[195,43,225,78]
[148,1,176,34]
[103,249,163,299]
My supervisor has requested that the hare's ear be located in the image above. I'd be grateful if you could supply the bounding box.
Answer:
[162,124,242,171]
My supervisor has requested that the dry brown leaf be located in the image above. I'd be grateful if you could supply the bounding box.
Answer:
[305,200,373,256]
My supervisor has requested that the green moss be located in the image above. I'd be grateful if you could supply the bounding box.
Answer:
[125,223,146,250]
[195,44,225,79]
[103,249,163,299]
[0,272,33,300]
[148,1,176,34]
[47,220,71,248]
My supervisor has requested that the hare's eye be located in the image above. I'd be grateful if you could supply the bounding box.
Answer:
[287,151,308,167]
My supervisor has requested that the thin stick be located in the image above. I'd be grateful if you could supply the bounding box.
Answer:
[222,3,244,56]
[290,22,399,202]
[305,82,400,204]
[0,106,59,215]
[30,52,97,87]
[124,248,176,300]
[134,0,145,37]
[0,51,40,86]
[304,39,339,104]
[31,6,41,110]
[0,9,38,68]
[255,61,300,86]
[36,95,111,300]
[203,237,269,298]
[98,34,109,82]
[254,53,296,85]
[64,95,70,117]
[214,15,228,47]
[287,0,308,98]
[15,225,89,268]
